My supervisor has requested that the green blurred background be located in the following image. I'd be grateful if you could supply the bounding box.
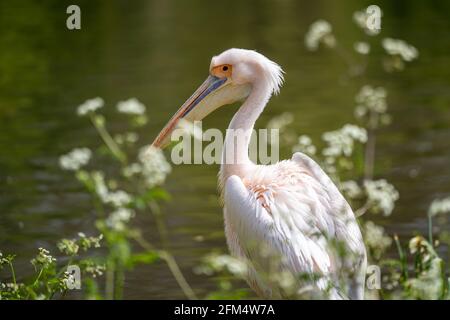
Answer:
[0,0,449,298]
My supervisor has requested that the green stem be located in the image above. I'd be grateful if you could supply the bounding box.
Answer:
[428,212,433,245]
[114,264,124,300]
[105,258,115,300]
[146,201,197,299]
[8,261,16,285]
[394,235,408,282]
[364,126,376,180]
[25,267,44,299]
[439,259,448,299]
[89,113,127,164]
[132,233,197,300]
[33,267,44,287]
[355,200,371,217]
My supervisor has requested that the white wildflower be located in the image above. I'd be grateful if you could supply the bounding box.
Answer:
[0,252,10,265]
[428,197,450,217]
[364,179,399,216]
[354,85,389,128]
[57,239,79,256]
[116,98,146,115]
[292,135,316,155]
[342,124,368,142]
[138,145,172,188]
[322,124,367,158]
[59,148,92,171]
[78,233,103,250]
[85,264,106,278]
[407,258,444,300]
[91,171,132,207]
[77,97,104,116]
[355,85,387,114]
[382,38,418,62]
[123,163,142,178]
[31,248,56,267]
[305,20,336,51]
[409,236,425,255]
[341,180,363,199]
[364,221,392,258]
[206,254,247,277]
[104,190,132,208]
[106,208,135,231]
[354,41,370,55]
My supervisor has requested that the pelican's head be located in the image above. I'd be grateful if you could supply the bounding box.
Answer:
[152,48,284,148]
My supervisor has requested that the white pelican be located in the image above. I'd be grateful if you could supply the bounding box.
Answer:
[152,48,367,299]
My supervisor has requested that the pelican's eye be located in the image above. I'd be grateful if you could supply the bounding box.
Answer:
[211,64,232,78]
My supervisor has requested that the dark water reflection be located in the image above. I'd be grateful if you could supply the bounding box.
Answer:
[0,0,449,298]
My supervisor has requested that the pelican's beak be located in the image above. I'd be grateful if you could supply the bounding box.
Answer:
[152,75,251,149]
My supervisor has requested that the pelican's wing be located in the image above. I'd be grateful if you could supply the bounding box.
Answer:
[291,152,367,298]
[223,154,366,299]
[224,174,343,299]
[291,152,365,254]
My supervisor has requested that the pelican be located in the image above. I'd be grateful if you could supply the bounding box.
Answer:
[152,48,367,299]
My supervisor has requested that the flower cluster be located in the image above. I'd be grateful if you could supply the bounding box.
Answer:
[77,233,103,251]
[428,197,450,217]
[91,171,132,208]
[382,38,418,62]
[0,252,14,267]
[31,248,56,269]
[305,20,336,51]
[116,98,146,115]
[196,253,247,277]
[59,148,92,171]
[341,180,363,199]
[57,239,79,256]
[105,190,132,208]
[0,282,21,294]
[382,38,419,72]
[363,179,399,216]
[83,261,106,278]
[77,97,104,116]
[105,208,135,231]
[354,85,390,128]
[364,221,392,259]
[322,124,367,158]
[292,135,316,155]
[138,145,172,188]
[407,236,446,299]
[121,146,172,188]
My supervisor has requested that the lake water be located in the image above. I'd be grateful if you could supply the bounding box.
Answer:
[0,0,449,299]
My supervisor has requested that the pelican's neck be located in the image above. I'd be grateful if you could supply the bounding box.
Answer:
[221,81,272,180]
